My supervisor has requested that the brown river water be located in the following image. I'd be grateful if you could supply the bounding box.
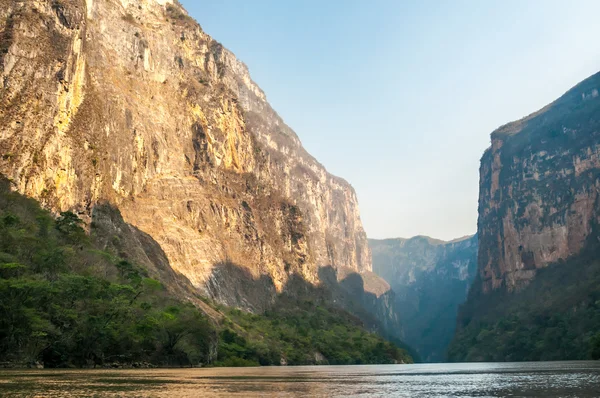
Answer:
[0,361,599,397]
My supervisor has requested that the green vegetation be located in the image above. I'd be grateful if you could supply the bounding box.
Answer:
[449,240,600,362]
[591,333,600,360]
[217,298,412,366]
[0,179,214,368]
[0,178,411,368]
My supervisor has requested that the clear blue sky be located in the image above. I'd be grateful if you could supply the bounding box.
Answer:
[180,0,600,241]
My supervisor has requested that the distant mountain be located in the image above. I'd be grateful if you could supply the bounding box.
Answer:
[370,235,477,362]
[449,72,600,362]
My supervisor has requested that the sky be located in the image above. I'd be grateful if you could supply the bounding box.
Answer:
[180,0,600,241]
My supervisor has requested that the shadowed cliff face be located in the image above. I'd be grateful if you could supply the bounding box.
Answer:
[448,72,600,362]
[370,235,478,362]
[477,72,600,293]
[320,266,402,336]
[0,0,370,309]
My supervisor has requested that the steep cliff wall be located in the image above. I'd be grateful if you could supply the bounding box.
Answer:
[477,72,600,293]
[0,0,370,311]
[450,72,600,362]
[371,235,477,362]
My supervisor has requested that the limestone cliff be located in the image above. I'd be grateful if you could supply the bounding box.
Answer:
[476,72,600,293]
[449,71,600,362]
[0,0,371,311]
[371,235,477,362]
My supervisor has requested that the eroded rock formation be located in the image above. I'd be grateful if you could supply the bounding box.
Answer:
[477,72,600,292]
[449,72,600,362]
[0,0,371,311]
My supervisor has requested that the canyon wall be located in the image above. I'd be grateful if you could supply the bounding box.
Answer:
[0,0,371,311]
[450,71,600,362]
[371,235,477,362]
[476,72,600,293]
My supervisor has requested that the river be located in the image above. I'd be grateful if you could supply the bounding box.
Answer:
[1,361,599,397]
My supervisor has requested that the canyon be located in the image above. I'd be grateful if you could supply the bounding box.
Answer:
[2,0,600,367]
[0,0,401,348]
[370,235,477,362]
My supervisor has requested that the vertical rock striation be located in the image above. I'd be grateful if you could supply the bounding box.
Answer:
[0,0,370,311]
[450,71,600,362]
[476,72,600,293]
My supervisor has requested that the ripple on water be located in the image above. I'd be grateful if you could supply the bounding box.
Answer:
[0,361,599,397]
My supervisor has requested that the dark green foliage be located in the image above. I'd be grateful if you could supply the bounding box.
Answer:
[591,333,600,360]
[55,211,87,244]
[0,178,412,367]
[217,298,413,366]
[449,242,600,362]
[0,180,216,368]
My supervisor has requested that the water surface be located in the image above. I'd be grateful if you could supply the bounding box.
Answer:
[1,361,599,397]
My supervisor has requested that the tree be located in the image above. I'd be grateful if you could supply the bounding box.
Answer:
[55,211,87,244]
[591,333,600,360]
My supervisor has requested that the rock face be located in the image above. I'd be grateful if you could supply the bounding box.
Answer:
[370,235,477,362]
[449,71,600,362]
[0,0,371,311]
[476,72,600,293]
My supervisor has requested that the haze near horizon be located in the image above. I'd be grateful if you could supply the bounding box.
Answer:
[180,0,600,241]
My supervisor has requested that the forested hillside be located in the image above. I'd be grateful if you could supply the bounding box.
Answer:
[0,177,412,368]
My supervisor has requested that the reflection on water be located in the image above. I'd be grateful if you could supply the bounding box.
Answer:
[1,361,600,397]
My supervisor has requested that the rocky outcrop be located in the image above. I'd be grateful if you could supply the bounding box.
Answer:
[370,235,477,362]
[476,72,600,293]
[449,71,600,362]
[0,0,370,311]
